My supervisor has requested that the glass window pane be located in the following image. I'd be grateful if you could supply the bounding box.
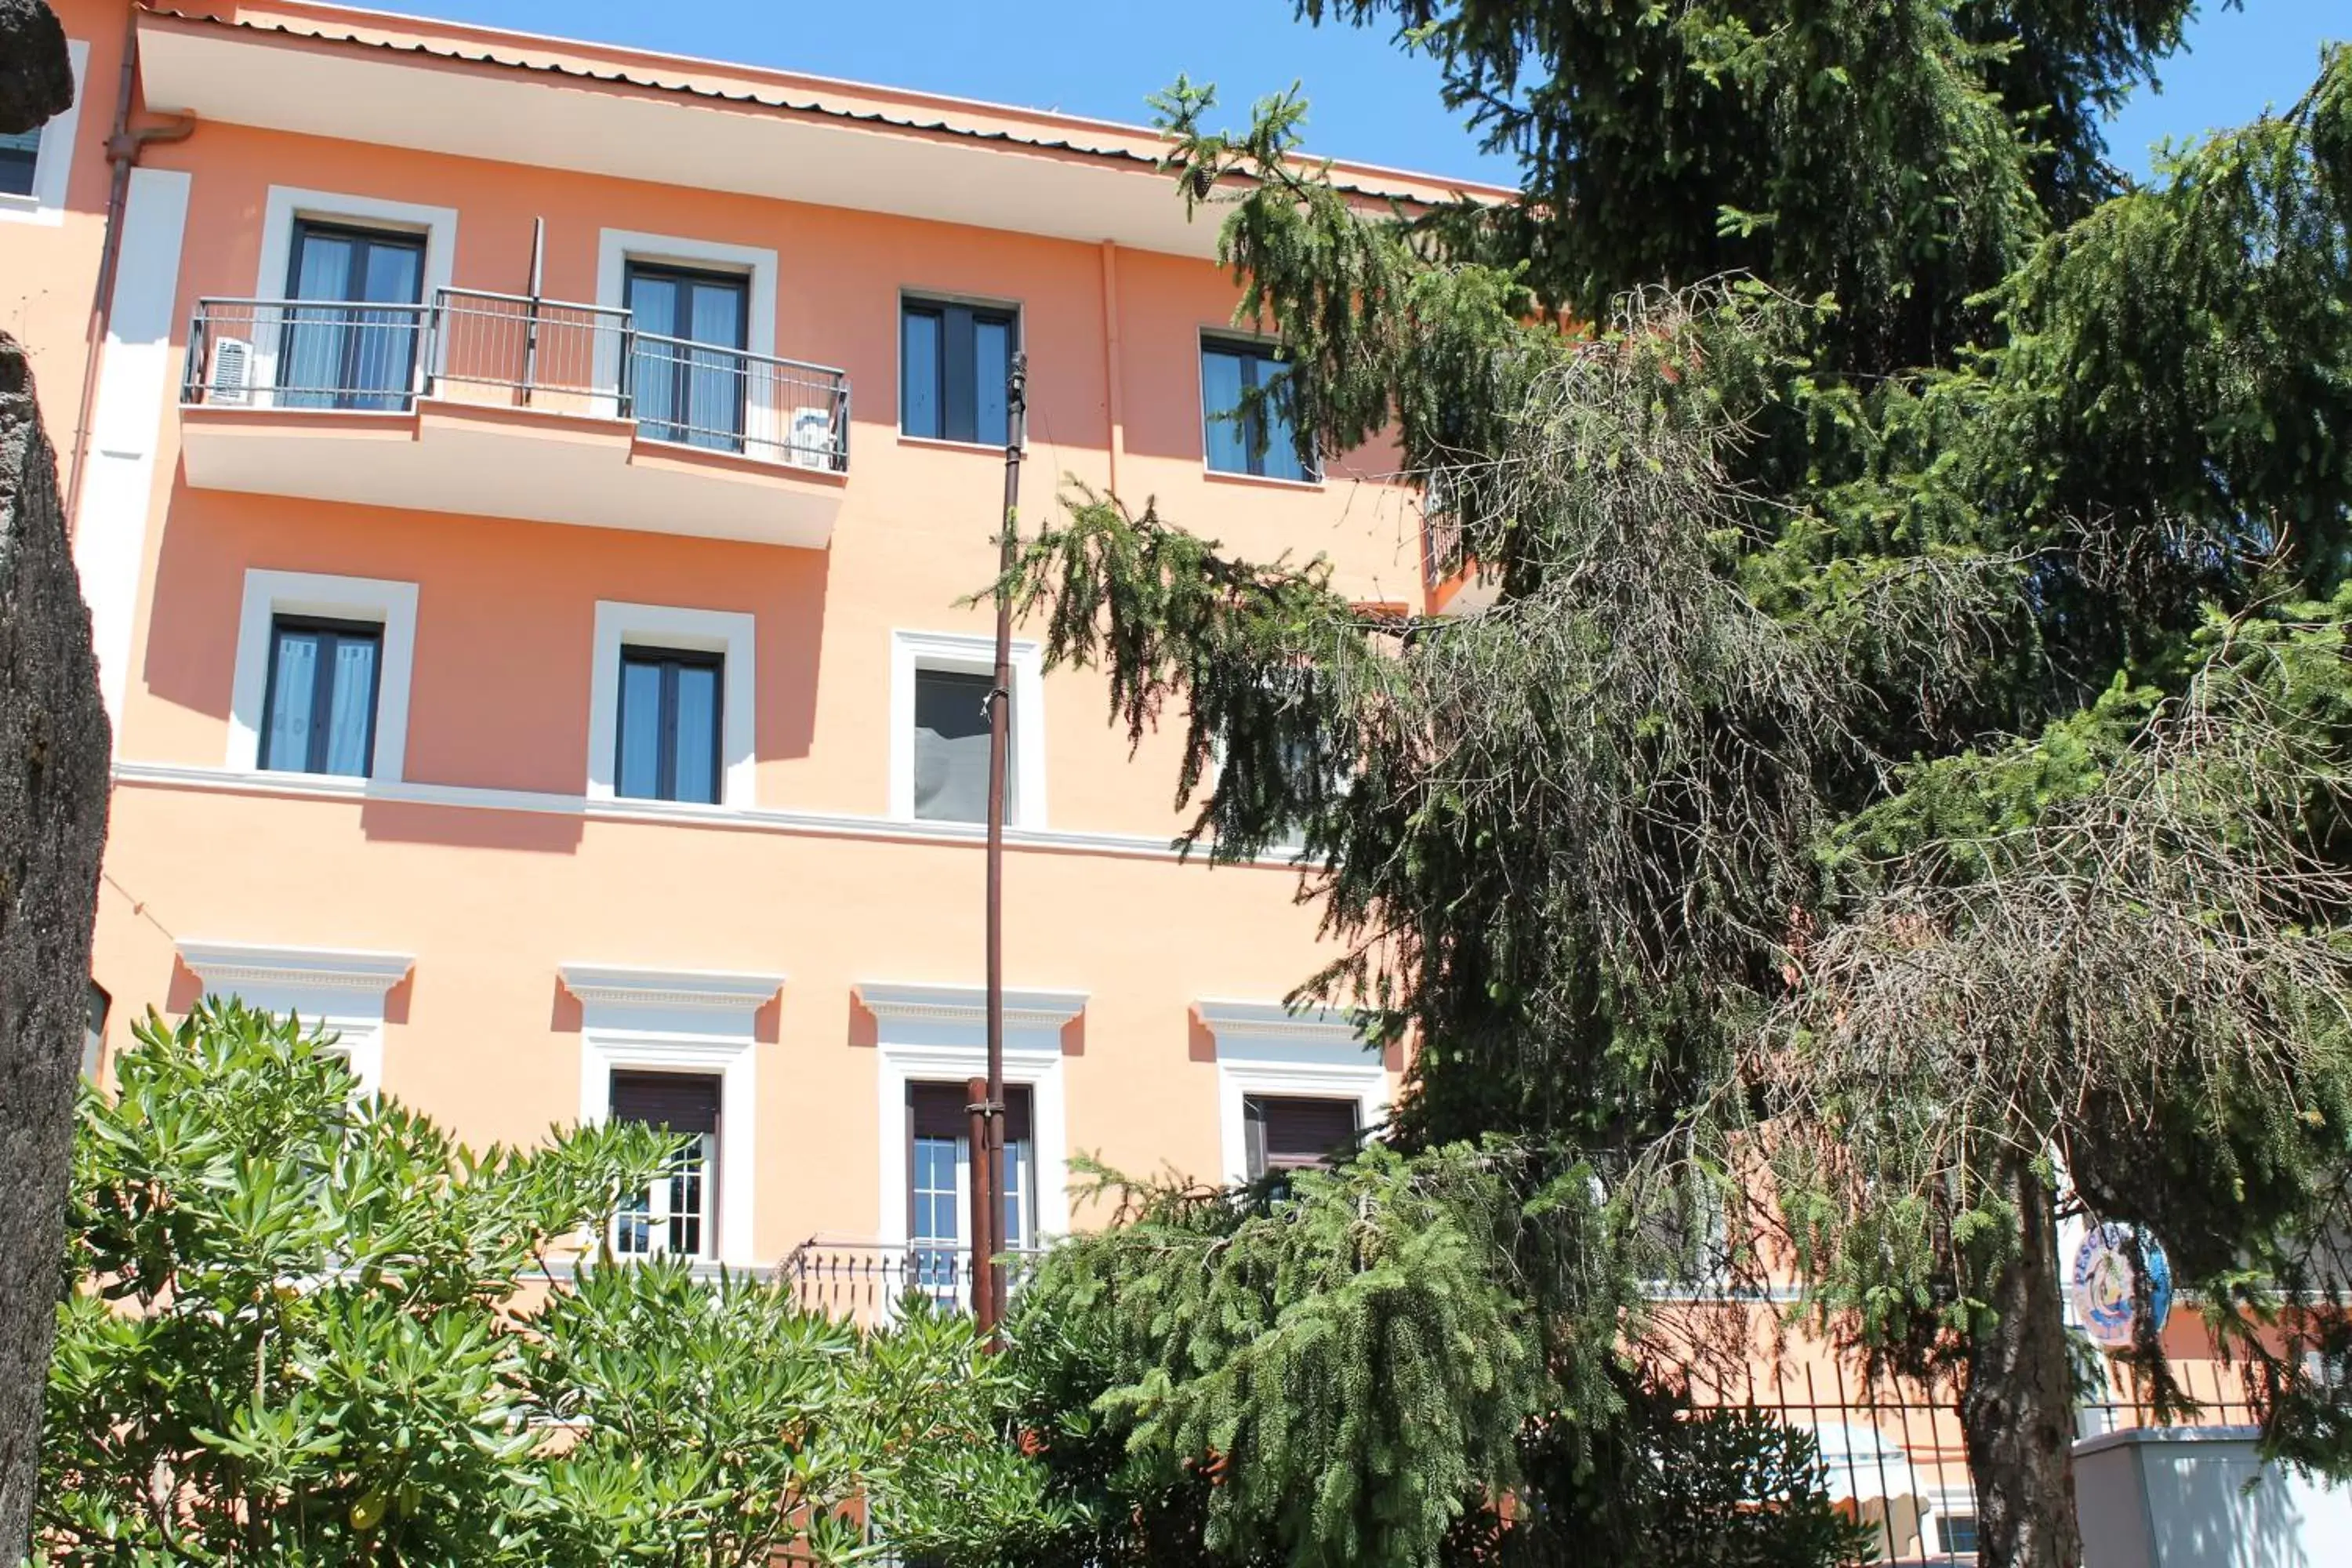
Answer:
[282,233,357,408]
[1201,347,1250,474]
[616,658,664,800]
[913,669,994,823]
[629,273,679,337]
[321,634,378,777]
[361,240,423,305]
[901,308,942,438]
[689,279,745,350]
[1258,365,1310,483]
[0,127,42,198]
[263,630,320,771]
[975,317,1011,446]
[686,282,746,448]
[1001,1137,1032,1250]
[672,662,720,804]
[293,230,355,299]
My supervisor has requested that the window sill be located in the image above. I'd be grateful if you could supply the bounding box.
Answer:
[898,433,1026,456]
[1201,466,1325,494]
[0,193,66,227]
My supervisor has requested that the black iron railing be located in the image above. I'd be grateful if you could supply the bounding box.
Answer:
[183,289,852,473]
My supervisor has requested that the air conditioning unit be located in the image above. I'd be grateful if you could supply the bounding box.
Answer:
[784,405,837,470]
[206,336,254,406]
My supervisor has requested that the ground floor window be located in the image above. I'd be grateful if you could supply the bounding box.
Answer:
[908,1082,1034,1304]
[609,1071,720,1261]
[1243,1094,1359,1181]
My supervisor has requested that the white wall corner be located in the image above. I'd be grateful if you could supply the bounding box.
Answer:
[74,162,192,739]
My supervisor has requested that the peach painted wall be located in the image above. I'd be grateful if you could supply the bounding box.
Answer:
[62,16,1414,1261]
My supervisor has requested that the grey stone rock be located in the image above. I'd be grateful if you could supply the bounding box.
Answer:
[0,0,75,137]
[0,334,109,1564]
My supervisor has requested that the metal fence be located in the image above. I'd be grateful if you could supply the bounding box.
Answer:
[781,1239,1043,1325]
[780,1244,2279,1566]
[1675,1351,2262,1566]
[183,289,852,472]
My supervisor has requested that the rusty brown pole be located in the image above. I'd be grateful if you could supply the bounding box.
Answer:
[965,1073,992,1323]
[976,350,1028,1341]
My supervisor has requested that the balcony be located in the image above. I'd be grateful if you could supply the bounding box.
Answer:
[780,1238,1043,1327]
[177,289,852,547]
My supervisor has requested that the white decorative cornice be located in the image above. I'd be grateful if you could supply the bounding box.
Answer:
[111,760,1319,868]
[1195,998,1365,1044]
[177,941,413,998]
[558,965,786,1013]
[858,982,1087,1031]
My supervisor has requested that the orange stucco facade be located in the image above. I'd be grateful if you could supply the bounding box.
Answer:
[9,0,1490,1273]
[8,8,2287,1555]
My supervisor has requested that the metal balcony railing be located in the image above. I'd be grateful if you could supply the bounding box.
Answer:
[779,1239,1043,1323]
[184,289,852,473]
[183,297,435,414]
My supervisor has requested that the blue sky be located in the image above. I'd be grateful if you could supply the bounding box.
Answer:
[376,0,2342,184]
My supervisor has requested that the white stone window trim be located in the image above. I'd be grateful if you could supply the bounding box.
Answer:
[865,982,1083,1254]
[561,964,782,1270]
[889,629,1047,829]
[249,186,459,401]
[585,601,757,809]
[1198,999,1388,1187]
[593,227,779,439]
[0,38,87,227]
[228,568,420,782]
[177,940,415,1096]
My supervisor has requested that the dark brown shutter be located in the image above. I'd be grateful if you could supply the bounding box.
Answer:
[908,1082,1033,1142]
[1247,1095,1357,1175]
[610,1071,720,1135]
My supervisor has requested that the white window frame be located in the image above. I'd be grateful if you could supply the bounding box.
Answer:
[594,228,779,445]
[176,941,415,1096]
[586,601,757,809]
[1198,1000,1388,1187]
[890,629,1046,829]
[0,38,87,226]
[864,982,1080,1262]
[229,569,419,782]
[561,964,782,1269]
[249,187,458,405]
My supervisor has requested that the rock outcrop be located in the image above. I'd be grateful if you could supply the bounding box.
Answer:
[0,332,110,1563]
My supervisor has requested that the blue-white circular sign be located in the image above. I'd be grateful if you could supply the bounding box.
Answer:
[2071,1221,2174,1350]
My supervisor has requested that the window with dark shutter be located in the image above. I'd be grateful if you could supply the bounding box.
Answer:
[908,1083,1037,1305]
[609,1071,720,1260]
[1243,1094,1359,1180]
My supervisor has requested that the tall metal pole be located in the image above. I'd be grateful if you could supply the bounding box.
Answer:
[520,216,545,406]
[975,350,1029,1341]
